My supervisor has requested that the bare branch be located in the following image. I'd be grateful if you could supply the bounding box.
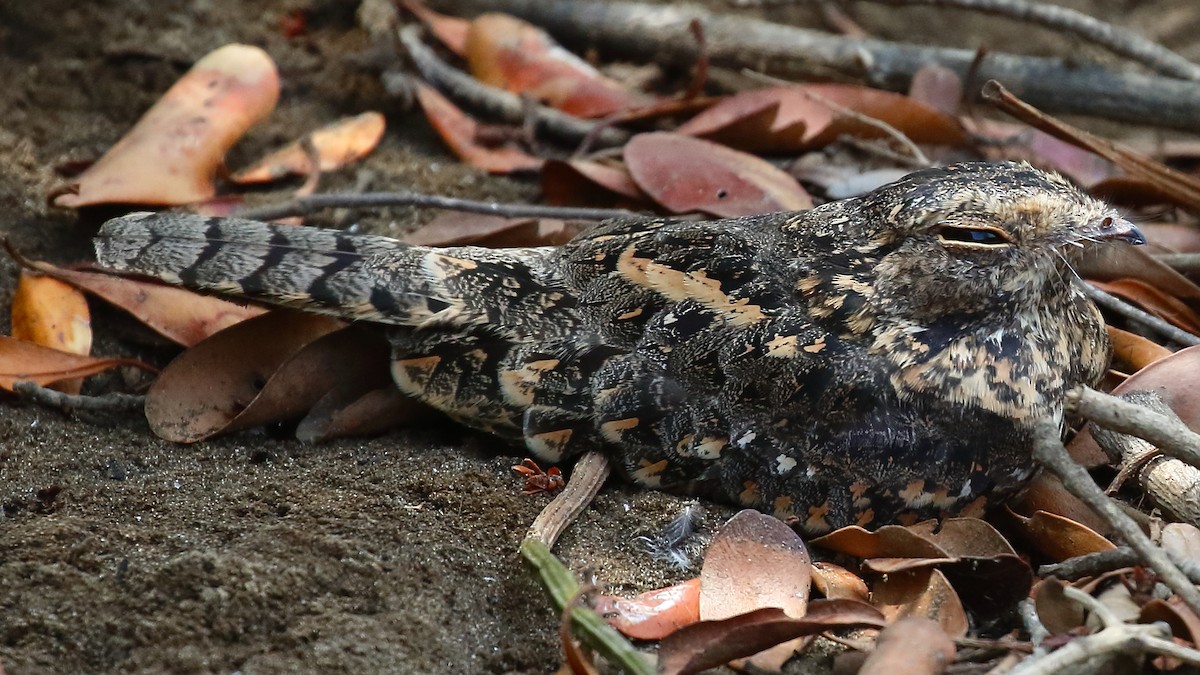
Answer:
[232,191,643,223]
[1080,282,1200,347]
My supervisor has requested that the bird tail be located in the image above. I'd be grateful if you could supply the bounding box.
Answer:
[94,212,573,336]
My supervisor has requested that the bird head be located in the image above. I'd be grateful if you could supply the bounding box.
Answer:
[857,161,1143,320]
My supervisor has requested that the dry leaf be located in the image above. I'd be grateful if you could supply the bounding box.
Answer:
[1108,325,1173,372]
[401,0,468,56]
[596,578,702,640]
[1012,471,1110,532]
[52,44,279,207]
[145,312,350,442]
[465,13,647,118]
[858,617,956,675]
[0,336,152,392]
[402,212,583,247]
[414,82,541,174]
[1033,578,1085,635]
[230,112,386,184]
[810,524,947,560]
[677,85,968,153]
[657,602,886,675]
[624,132,812,217]
[1091,278,1200,334]
[17,259,263,347]
[541,158,647,208]
[700,509,812,671]
[811,562,869,602]
[871,568,968,638]
[1007,510,1115,561]
[11,272,92,394]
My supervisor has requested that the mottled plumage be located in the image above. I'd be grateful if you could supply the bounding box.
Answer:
[94,162,1143,534]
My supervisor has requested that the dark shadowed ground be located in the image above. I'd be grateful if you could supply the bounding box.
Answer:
[1,1,1198,673]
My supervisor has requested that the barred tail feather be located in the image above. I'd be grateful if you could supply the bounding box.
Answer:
[94,212,577,337]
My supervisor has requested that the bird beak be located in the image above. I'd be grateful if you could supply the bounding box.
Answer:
[1083,215,1146,245]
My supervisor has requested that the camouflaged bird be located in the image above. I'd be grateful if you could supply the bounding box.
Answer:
[94,161,1144,534]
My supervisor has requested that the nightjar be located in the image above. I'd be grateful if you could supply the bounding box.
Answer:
[94,161,1144,534]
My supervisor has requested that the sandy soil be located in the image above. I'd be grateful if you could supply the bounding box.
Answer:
[0,1,1197,673]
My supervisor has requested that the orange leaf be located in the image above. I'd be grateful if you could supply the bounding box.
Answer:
[401,0,469,56]
[1007,509,1115,561]
[0,336,152,392]
[624,132,811,217]
[1092,278,1200,334]
[414,83,541,174]
[18,260,263,347]
[402,212,584,248]
[11,272,93,394]
[1108,325,1172,372]
[465,13,647,118]
[871,568,968,638]
[596,578,701,640]
[230,112,386,184]
[52,44,279,207]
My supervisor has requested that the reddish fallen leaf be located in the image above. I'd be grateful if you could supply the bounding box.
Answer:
[1091,278,1200,334]
[975,120,1120,188]
[907,64,962,117]
[1080,245,1200,307]
[811,562,869,602]
[0,336,152,392]
[871,568,968,638]
[906,518,1032,616]
[52,44,279,207]
[597,578,702,640]
[145,312,397,442]
[1006,509,1114,561]
[624,132,812,217]
[401,0,469,56]
[657,602,886,675]
[414,83,541,174]
[465,13,648,118]
[230,112,386,184]
[402,212,584,247]
[1089,176,1193,210]
[541,158,647,208]
[677,85,968,153]
[18,259,263,347]
[11,272,92,394]
[1141,596,1200,669]
[858,617,956,675]
[700,509,812,671]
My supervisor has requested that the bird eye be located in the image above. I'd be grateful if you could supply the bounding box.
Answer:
[936,224,1011,247]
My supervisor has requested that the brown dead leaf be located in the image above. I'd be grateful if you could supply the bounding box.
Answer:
[596,577,702,641]
[810,524,948,560]
[144,311,392,442]
[1162,523,1200,561]
[230,112,385,184]
[52,44,279,207]
[1141,223,1200,254]
[1109,325,1173,373]
[0,336,152,392]
[1012,472,1109,530]
[402,212,583,247]
[872,568,968,638]
[1007,509,1115,561]
[295,382,426,444]
[907,64,962,117]
[1091,278,1200,334]
[811,562,869,602]
[624,132,812,217]
[700,509,812,671]
[858,617,956,675]
[16,260,263,347]
[677,84,968,153]
[657,601,887,675]
[11,272,92,394]
[1081,245,1200,307]
[465,13,648,118]
[906,519,1032,615]
[414,83,541,174]
[1033,578,1086,635]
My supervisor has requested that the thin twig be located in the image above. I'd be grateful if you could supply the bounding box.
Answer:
[843,0,1200,81]
[526,450,612,548]
[11,380,146,415]
[1079,282,1200,347]
[1155,253,1200,274]
[431,0,1200,131]
[1030,417,1200,616]
[232,191,643,223]
[743,69,933,167]
[1018,599,1049,651]
[397,25,630,149]
[1013,586,1200,674]
[1068,386,1200,470]
[1039,546,1200,584]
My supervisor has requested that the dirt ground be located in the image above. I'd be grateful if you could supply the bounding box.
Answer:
[1,1,1198,674]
